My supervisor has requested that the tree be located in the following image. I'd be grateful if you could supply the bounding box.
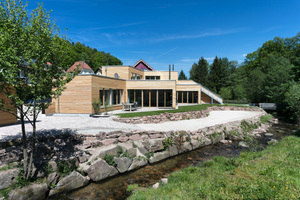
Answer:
[208,56,229,93]
[284,81,300,123]
[189,63,200,83]
[178,70,187,80]
[0,0,73,180]
[197,57,209,85]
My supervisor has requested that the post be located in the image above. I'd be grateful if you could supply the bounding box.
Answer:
[169,65,171,80]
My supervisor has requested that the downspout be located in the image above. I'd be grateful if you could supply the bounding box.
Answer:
[57,94,60,113]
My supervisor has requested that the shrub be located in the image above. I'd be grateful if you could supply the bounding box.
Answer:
[104,154,116,167]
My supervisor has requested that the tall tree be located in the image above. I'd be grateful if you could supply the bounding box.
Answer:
[0,0,73,179]
[208,56,229,93]
[197,57,209,85]
[178,70,187,80]
[189,63,200,83]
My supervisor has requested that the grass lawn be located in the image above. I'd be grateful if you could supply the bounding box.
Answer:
[116,104,251,118]
[128,136,300,200]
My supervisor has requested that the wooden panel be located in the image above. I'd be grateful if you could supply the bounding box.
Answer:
[45,103,55,114]
[126,80,176,90]
[91,75,126,101]
[0,91,17,126]
[104,66,144,80]
[56,75,92,113]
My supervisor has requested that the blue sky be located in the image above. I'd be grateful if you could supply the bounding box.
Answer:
[27,0,300,76]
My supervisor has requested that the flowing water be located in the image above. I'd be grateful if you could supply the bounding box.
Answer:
[51,122,297,200]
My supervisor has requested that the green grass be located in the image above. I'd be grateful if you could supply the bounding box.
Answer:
[116,104,251,118]
[128,136,300,200]
[260,114,272,123]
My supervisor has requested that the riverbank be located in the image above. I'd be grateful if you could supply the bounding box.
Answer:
[0,106,271,199]
[128,135,300,200]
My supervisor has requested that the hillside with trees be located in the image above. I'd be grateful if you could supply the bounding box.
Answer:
[189,33,300,122]
[62,41,123,71]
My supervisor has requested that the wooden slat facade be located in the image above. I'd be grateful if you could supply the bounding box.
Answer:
[45,65,223,114]
[0,91,17,126]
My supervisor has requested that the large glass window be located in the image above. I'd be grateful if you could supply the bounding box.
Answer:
[143,90,149,107]
[145,76,160,80]
[158,90,165,107]
[182,91,187,103]
[177,91,182,103]
[166,90,172,107]
[151,90,157,107]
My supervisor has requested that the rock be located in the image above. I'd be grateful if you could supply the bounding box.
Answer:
[0,168,19,190]
[181,142,193,152]
[98,145,119,158]
[149,139,164,151]
[265,133,274,137]
[8,183,48,200]
[47,172,60,185]
[78,153,90,163]
[128,158,148,171]
[153,182,159,189]
[100,139,117,146]
[268,139,278,145]
[149,151,169,164]
[238,141,248,148]
[191,140,200,149]
[49,171,89,196]
[161,178,168,184]
[129,134,141,141]
[118,136,129,142]
[114,157,132,173]
[86,160,118,181]
[48,161,57,172]
[169,145,178,157]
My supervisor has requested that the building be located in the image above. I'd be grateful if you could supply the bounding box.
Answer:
[47,60,222,114]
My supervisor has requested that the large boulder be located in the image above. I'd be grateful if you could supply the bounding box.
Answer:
[0,168,19,190]
[49,171,89,196]
[47,172,60,186]
[128,158,148,171]
[86,160,118,181]
[169,145,178,157]
[149,151,169,164]
[114,157,132,173]
[8,183,48,200]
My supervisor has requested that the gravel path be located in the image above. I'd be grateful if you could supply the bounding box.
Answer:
[0,110,262,141]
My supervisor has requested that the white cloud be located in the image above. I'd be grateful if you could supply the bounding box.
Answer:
[243,54,247,57]
[180,59,197,62]
[204,57,215,61]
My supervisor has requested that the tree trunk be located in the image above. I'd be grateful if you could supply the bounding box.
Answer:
[20,106,29,178]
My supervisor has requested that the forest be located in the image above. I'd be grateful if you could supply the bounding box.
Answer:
[61,41,123,71]
[179,33,300,122]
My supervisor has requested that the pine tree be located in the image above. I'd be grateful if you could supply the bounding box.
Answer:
[178,70,187,80]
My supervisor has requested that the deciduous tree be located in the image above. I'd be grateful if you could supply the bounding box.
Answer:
[0,0,73,180]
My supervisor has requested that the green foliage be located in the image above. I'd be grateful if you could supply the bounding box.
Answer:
[163,136,174,150]
[56,160,77,177]
[44,163,53,176]
[127,184,139,192]
[189,57,209,85]
[92,98,102,115]
[132,141,137,148]
[129,136,300,200]
[63,42,123,71]
[260,114,272,124]
[16,168,28,188]
[0,187,12,199]
[103,154,116,167]
[145,151,154,160]
[178,70,187,80]
[284,81,300,121]
[219,87,232,100]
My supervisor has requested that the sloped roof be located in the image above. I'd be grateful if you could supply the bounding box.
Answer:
[67,61,93,72]
[132,59,155,71]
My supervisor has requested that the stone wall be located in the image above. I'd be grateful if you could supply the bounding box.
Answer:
[0,108,270,199]
[113,106,263,124]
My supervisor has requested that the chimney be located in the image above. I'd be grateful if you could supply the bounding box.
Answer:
[105,67,107,76]
[172,64,174,71]
[169,65,171,80]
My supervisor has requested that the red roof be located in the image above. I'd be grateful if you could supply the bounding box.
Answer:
[132,59,155,71]
[67,61,93,72]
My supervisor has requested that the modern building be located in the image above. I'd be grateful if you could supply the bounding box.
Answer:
[47,60,222,114]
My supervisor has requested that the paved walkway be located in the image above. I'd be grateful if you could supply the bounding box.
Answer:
[0,110,262,141]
